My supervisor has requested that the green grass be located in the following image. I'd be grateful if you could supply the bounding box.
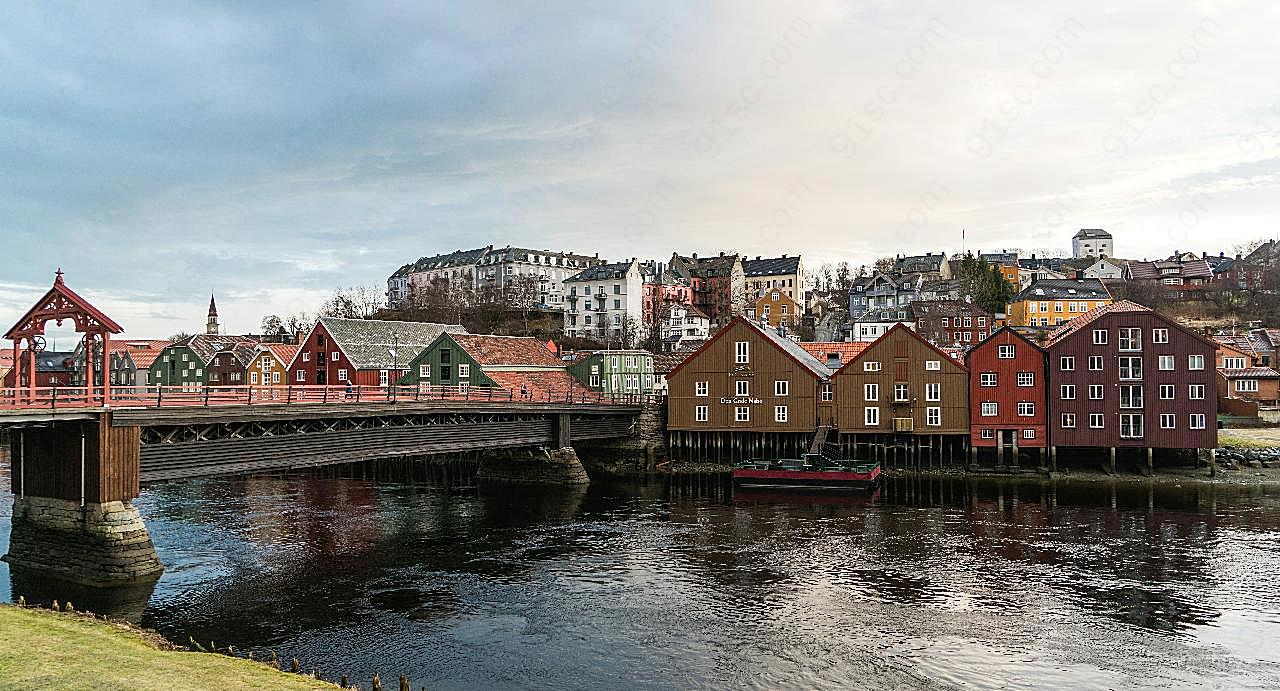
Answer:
[0,605,338,690]
[1218,431,1280,449]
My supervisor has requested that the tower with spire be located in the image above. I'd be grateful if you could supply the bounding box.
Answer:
[206,294,220,335]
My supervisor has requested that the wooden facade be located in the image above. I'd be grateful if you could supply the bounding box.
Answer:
[833,323,969,437]
[1045,301,1217,450]
[290,320,374,386]
[8,415,140,503]
[667,317,825,434]
[966,328,1047,453]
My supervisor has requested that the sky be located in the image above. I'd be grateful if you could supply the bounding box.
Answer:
[2,1,1279,341]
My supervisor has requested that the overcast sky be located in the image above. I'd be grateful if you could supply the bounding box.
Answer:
[2,2,1278,340]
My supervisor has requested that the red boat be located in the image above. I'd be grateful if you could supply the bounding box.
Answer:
[732,457,881,490]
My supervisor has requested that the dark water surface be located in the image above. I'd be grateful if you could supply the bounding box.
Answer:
[3,465,1280,689]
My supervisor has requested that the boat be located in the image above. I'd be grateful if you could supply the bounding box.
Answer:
[731,454,881,490]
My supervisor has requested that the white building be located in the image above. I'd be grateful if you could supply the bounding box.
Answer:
[563,260,645,345]
[1081,257,1125,280]
[661,302,710,350]
[388,245,603,309]
[1072,229,1114,258]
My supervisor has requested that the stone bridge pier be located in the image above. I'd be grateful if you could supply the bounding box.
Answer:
[3,415,164,589]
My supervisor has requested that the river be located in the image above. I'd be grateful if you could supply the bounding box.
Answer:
[2,463,1280,689]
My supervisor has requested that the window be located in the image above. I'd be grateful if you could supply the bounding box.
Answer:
[735,380,750,396]
[1188,384,1205,400]
[998,345,1015,359]
[195,369,203,377]
[981,401,998,417]
[1159,384,1175,399]
[735,341,749,364]
[337,369,348,381]
[419,364,431,378]
[182,353,189,362]
[821,384,833,402]
[1055,302,1064,313]
[250,372,259,385]
[439,365,452,381]
[1157,355,1174,371]
[332,352,340,362]
[1061,413,1076,428]
[735,406,750,422]
[981,428,995,439]
[296,370,305,382]
[942,317,950,328]
[1017,402,1035,416]
[926,407,941,426]
[774,405,788,423]
[1119,357,1143,380]
[695,381,708,397]
[864,383,879,401]
[980,373,997,387]
[774,380,789,396]
[1089,384,1104,400]
[864,361,882,372]
[1060,356,1075,371]
[590,375,601,387]
[1238,379,1260,393]
[695,405,708,422]
[1022,429,1036,439]
[1222,357,1247,369]
[458,364,471,378]
[1061,384,1076,399]
[260,356,272,369]
[894,383,909,401]
[1160,413,1175,429]
[925,383,940,401]
[1153,328,1169,343]
[925,360,941,370]
[864,406,879,426]
[379,370,389,386]
[1089,413,1105,428]
[1119,328,1142,351]
[1017,372,1035,387]
[440,349,452,364]
[1189,414,1206,429]
[1040,302,1048,313]
[1092,329,1108,345]
[1119,385,1143,409]
[1188,354,1205,370]
[1088,355,1103,371]
[1120,413,1144,439]
[272,372,281,384]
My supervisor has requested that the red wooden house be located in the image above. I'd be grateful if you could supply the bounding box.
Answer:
[1044,301,1217,465]
[287,317,466,387]
[966,327,1047,466]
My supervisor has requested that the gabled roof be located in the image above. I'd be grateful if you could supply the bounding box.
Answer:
[1219,367,1280,379]
[666,316,829,381]
[910,299,991,319]
[833,322,969,375]
[1044,300,1213,348]
[669,302,709,319]
[670,253,741,279]
[566,260,636,283]
[170,334,258,365]
[448,334,561,367]
[798,342,868,370]
[211,341,260,368]
[4,271,124,340]
[893,253,946,273]
[1074,228,1112,239]
[965,326,1044,366]
[259,343,300,366]
[743,255,801,277]
[1013,278,1111,302]
[1125,258,1212,281]
[320,317,466,370]
[652,352,690,374]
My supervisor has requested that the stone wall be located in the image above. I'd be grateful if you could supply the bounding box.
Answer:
[576,402,667,477]
[476,447,591,485]
[4,496,164,587]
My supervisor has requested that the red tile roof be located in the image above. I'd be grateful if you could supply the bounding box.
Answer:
[1219,367,1280,379]
[798,342,868,362]
[486,370,588,401]
[261,343,299,365]
[1044,299,1151,346]
[451,334,561,366]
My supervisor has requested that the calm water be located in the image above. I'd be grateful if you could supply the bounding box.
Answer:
[3,463,1280,689]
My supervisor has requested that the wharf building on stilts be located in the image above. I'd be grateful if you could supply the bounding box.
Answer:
[965,327,1048,468]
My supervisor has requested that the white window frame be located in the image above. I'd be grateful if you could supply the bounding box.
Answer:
[1189,414,1206,429]
[337,369,348,381]
[925,383,940,401]
[1092,329,1108,345]
[1188,354,1205,370]
[419,364,431,378]
[997,345,1015,359]
[1237,379,1259,393]
[1160,413,1175,429]
[1088,355,1104,371]
[695,405,708,422]
[864,406,879,426]
[925,360,941,371]
[1152,328,1169,344]
[1022,429,1036,439]
[1089,413,1105,428]
[980,401,998,417]
[332,351,340,362]
[1060,356,1075,371]
[1188,384,1205,400]
[1061,384,1076,400]
[735,341,749,364]
[774,380,789,397]
[1089,384,1104,400]
[1017,401,1035,417]
[1119,413,1144,439]
[926,407,941,426]
[864,383,879,401]
[864,361,882,372]
[1061,413,1076,428]
[1017,371,1034,387]
[894,383,910,402]
[774,405,788,423]
[980,373,997,387]
[695,381,708,397]
[1159,384,1175,399]
[296,370,306,382]
[1118,327,1142,351]
[735,380,750,396]
[735,406,750,422]
[1158,355,1174,371]
[981,428,995,439]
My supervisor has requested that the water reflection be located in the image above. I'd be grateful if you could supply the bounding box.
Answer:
[1,464,1279,689]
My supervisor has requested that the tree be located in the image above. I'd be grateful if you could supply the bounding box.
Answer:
[319,285,384,319]
[260,315,286,337]
[955,253,1015,314]
[834,262,853,292]
[873,256,895,275]
[168,331,191,342]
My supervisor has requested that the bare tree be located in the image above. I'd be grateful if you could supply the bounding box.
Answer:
[319,285,384,319]
[873,256,895,275]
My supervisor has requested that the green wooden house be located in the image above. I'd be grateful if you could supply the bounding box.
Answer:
[400,332,583,399]
[149,334,254,388]
[565,349,656,394]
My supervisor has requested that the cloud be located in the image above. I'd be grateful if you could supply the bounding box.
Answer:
[0,2,1278,337]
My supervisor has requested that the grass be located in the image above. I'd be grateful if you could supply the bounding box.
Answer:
[1218,430,1280,449]
[0,604,338,690]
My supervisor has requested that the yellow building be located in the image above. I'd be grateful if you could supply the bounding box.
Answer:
[997,264,1020,287]
[746,289,803,330]
[1006,279,1112,328]
[250,343,299,387]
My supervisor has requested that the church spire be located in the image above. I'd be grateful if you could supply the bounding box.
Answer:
[206,293,220,335]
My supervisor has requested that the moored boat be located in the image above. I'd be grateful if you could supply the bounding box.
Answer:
[732,455,881,490]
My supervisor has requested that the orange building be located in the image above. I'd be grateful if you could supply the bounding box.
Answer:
[250,343,299,386]
[746,289,802,330]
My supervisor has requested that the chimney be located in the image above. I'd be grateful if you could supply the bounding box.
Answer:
[692,253,698,260]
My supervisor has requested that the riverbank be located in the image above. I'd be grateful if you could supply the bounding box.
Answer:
[0,604,338,690]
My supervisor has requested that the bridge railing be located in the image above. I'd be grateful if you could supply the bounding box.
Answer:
[0,384,662,410]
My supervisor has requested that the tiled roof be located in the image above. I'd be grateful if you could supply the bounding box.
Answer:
[910,299,991,319]
[566,261,635,283]
[743,255,801,277]
[1044,300,1150,346]
[109,340,170,369]
[450,334,560,366]
[176,334,259,364]
[894,253,946,273]
[671,253,740,279]
[1074,228,1112,239]
[1219,367,1280,379]
[321,317,466,370]
[486,370,586,400]
[798,342,868,369]
[1214,335,1258,358]
[1013,278,1111,302]
[211,341,260,368]
[652,352,690,373]
[261,343,299,365]
[670,302,709,319]
[1125,258,1212,281]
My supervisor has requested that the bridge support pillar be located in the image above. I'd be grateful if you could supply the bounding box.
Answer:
[4,418,161,588]
[476,447,590,486]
